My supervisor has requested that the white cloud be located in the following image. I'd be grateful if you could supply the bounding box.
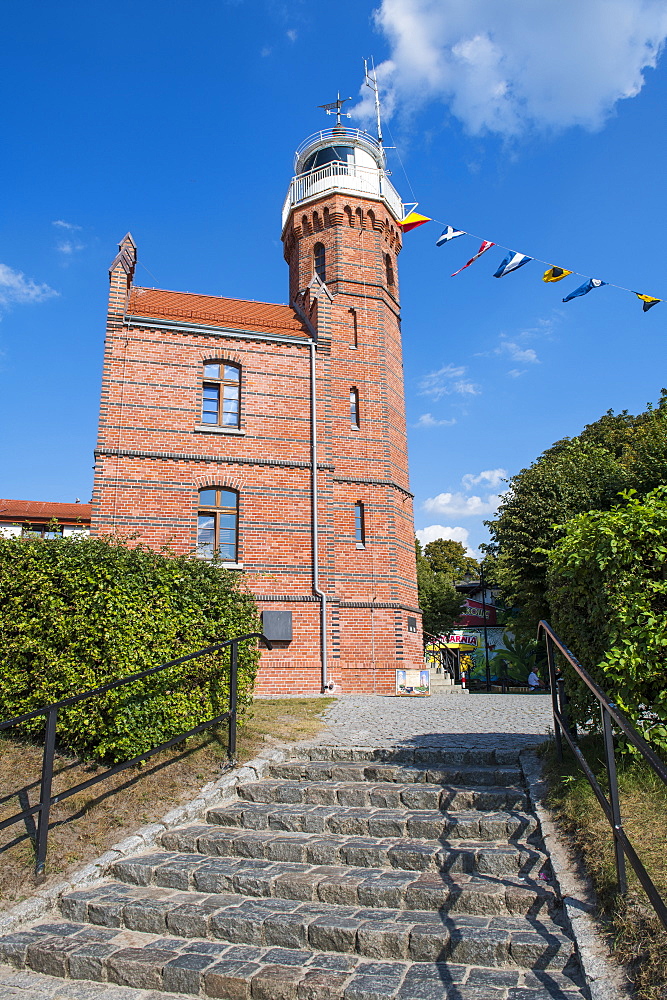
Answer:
[416,523,476,557]
[496,341,539,364]
[461,468,507,490]
[415,412,457,428]
[52,219,82,230]
[0,263,58,310]
[56,239,85,257]
[423,491,502,518]
[419,363,480,399]
[507,368,525,378]
[286,28,297,42]
[361,0,667,136]
[260,45,272,57]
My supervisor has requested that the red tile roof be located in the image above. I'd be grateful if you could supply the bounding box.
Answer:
[128,287,310,337]
[0,500,91,523]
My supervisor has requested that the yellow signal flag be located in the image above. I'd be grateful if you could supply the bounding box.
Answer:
[636,293,661,312]
[543,266,573,282]
[399,212,431,233]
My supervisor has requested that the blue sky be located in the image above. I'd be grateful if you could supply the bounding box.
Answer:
[1,0,666,555]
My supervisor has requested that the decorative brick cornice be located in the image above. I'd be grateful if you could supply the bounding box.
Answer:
[332,476,413,498]
[96,447,311,470]
[338,601,421,613]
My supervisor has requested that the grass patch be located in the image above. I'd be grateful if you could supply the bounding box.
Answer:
[541,736,667,1000]
[0,697,333,907]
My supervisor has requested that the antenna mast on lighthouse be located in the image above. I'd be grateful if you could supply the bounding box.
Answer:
[364,57,383,145]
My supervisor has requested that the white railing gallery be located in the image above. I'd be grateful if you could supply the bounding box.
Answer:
[282,161,403,228]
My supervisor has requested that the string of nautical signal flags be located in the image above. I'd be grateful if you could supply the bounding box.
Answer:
[397,212,661,312]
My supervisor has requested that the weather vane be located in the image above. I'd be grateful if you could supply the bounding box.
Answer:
[318,93,352,127]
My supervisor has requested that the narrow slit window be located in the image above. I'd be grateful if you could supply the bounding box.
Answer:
[197,488,239,562]
[314,242,326,282]
[350,387,360,427]
[201,362,240,428]
[385,253,395,287]
[355,502,365,547]
[349,308,358,348]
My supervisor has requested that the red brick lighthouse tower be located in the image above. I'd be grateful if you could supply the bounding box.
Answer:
[278,101,422,691]
[91,97,422,695]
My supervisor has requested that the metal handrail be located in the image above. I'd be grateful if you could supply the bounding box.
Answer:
[0,631,272,875]
[281,161,403,229]
[538,619,667,929]
[294,128,383,165]
[423,632,459,682]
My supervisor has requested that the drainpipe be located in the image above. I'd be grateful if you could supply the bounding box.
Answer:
[309,340,331,693]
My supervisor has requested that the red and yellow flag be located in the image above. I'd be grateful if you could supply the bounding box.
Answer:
[399,212,431,233]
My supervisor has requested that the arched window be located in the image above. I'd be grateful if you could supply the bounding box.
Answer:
[314,243,326,282]
[197,488,238,562]
[350,387,360,427]
[385,253,395,287]
[354,502,366,548]
[201,361,240,428]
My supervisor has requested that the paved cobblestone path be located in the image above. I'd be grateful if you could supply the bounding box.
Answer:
[0,693,585,1000]
[312,694,553,752]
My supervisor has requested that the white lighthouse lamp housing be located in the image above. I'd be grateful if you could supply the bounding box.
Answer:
[282,126,403,230]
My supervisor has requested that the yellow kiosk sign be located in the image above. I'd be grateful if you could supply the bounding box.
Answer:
[445,632,479,649]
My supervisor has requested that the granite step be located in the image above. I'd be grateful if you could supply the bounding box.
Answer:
[54,885,574,970]
[268,761,524,787]
[296,747,522,767]
[160,824,547,877]
[237,778,530,812]
[0,922,587,999]
[111,851,558,915]
[206,801,538,841]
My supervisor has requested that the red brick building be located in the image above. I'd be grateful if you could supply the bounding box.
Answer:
[0,499,91,539]
[91,122,423,695]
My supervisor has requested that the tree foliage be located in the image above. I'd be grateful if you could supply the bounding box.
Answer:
[0,534,261,762]
[485,396,667,632]
[416,538,471,638]
[422,538,479,580]
[546,488,667,751]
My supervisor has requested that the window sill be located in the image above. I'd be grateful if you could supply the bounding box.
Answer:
[350,425,360,431]
[194,424,246,436]
[356,543,366,549]
[222,562,244,570]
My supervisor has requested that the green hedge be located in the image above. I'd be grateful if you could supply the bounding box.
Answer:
[546,487,667,752]
[0,534,261,762]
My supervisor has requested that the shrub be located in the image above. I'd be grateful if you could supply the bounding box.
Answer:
[0,534,261,762]
[546,488,667,752]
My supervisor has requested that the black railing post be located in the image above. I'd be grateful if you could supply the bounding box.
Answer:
[35,706,57,877]
[557,676,574,739]
[228,640,238,759]
[602,705,628,895]
[545,633,563,761]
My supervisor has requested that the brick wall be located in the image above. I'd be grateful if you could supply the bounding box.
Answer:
[92,189,423,695]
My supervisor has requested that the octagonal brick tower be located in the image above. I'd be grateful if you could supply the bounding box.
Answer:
[281,124,423,690]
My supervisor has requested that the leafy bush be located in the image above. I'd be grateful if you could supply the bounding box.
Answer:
[546,488,667,752]
[0,534,261,762]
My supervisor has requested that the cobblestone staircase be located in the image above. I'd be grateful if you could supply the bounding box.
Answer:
[0,747,588,999]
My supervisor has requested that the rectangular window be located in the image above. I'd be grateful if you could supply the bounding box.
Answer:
[354,502,365,547]
[202,384,220,424]
[350,388,360,427]
[201,363,241,428]
[197,488,239,562]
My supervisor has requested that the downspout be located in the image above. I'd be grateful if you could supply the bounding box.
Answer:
[309,340,331,692]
